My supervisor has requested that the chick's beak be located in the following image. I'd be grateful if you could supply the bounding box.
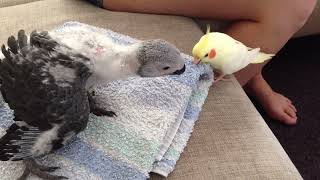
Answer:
[172,64,186,75]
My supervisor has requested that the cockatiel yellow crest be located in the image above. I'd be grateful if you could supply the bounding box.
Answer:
[192,24,274,81]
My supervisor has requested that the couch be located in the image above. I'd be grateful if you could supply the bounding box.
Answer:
[1,0,318,179]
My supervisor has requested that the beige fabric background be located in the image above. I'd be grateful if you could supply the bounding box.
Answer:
[0,0,304,179]
[0,0,40,8]
[152,78,302,180]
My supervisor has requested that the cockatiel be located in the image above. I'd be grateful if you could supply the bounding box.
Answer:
[192,25,274,81]
[0,30,185,180]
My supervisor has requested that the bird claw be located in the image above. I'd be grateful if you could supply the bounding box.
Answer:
[40,166,60,172]
[213,72,231,82]
[88,90,117,117]
[102,110,117,117]
[54,176,69,179]
[90,90,96,96]
[92,107,117,117]
[18,159,68,180]
[214,76,229,82]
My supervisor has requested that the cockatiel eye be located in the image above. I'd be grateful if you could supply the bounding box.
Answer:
[204,53,208,58]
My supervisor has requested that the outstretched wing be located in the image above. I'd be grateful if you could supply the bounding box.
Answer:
[0,30,92,129]
[0,30,93,160]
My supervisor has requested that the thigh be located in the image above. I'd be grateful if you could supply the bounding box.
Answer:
[105,0,316,24]
[104,0,272,21]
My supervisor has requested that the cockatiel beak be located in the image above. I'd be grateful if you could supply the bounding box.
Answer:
[192,56,201,65]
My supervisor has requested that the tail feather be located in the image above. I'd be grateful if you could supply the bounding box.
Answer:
[7,36,18,54]
[1,44,11,61]
[17,30,28,49]
[1,29,28,61]
[250,48,274,64]
[30,30,58,50]
[0,30,29,87]
[0,122,40,161]
[1,30,28,63]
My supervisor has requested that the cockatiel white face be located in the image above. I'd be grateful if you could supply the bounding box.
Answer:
[192,34,218,65]
[192,32,236,73]
[192,24,224,68]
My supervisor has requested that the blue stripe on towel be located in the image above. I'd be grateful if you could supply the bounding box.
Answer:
[184,104,200,120]
[56,138,146,180]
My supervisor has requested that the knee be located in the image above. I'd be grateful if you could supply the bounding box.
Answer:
[265,0,316,37]
[289,0,317,31]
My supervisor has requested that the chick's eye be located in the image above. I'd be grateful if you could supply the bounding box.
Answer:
[204,53,208,58]
[163,66,170,70]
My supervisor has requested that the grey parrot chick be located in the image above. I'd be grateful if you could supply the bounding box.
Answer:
[136,39,186,77]
[86,39,186,88]
[49,28,186,88]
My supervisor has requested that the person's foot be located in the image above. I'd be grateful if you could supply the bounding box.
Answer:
[245,73,297,125]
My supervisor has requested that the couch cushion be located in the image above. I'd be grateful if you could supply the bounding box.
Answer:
[0,0,41,8]
[0,0,302,179]
[152,78,302,179]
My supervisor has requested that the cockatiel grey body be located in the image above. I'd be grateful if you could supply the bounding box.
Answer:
[0,29,186,180]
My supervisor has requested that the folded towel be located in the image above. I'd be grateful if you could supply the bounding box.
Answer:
[0,22,213,179]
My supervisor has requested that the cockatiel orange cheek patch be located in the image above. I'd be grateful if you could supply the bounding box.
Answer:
[209,48,216,58]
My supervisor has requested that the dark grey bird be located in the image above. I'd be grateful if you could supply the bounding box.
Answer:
[0,30,114,180]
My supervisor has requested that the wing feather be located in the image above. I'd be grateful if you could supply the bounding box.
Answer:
[0,30,92,160]
[0,30,92,128]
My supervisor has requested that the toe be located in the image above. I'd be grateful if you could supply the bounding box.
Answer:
[284,96,292,103]
[56,176,68,179]
[25,159,67,180]
[289,103,297,112]
[40,166,60,172]
[104,111,117,117]
[285,107,297,119]
[17,168,31,180]
[281,110,297,125]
